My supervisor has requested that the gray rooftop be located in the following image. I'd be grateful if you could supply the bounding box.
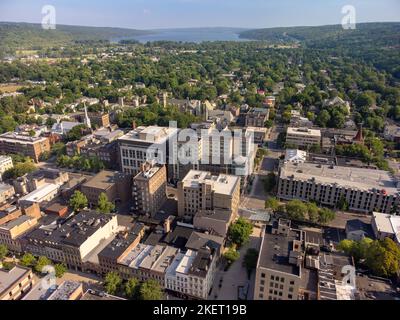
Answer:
[280,162,399,195]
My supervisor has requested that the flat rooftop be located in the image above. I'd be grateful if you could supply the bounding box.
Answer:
[118,126,178,144]
[258,226,301,276]
[19,183,59,202]
[0,215,35,231]
[0,132,48,144]
[119,243,154,269]
[280,162,399,195]
[287,127,321,137]
[47,281,82,300]
[0,266,31,295]
[82,170,127,190]
[182,170,240,196]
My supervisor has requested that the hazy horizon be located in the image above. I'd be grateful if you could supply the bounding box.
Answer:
[1,0,399,30]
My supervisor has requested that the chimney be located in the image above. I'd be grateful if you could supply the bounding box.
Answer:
[132,120,137,130]
[164,216,173,234]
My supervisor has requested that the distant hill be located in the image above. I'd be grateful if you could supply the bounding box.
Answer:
[239,22,400,48]
[0,22,153,49]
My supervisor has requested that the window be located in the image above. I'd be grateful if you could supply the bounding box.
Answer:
[261,273,265,278]
[260,280,265,285]
[270,275,274,280]
[290,280,295,285]
[260,287,264,292]
[288,294,293,299]
[259,294,264,299]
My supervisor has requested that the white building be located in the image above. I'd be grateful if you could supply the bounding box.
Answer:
[372,212,400,243]
[117,126,179,175]
[51,121,81,136]
[18,183,60,206]
[165,248,217,299]
[284,149,307,164]
[0,156,13,180]
[286,127,321,148]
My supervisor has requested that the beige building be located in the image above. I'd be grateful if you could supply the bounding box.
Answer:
[0,183,15,203]
[278,162,400,214]
[132,162,167,217]
[177,170,241,221]
[0,132,50,163]
[371,212,400,243]
[0,215,38,252]
[286,127,321,148]
[254,219,304,301]
[81,170,132,207]
[0,156,13,180]
[0,266,35,300]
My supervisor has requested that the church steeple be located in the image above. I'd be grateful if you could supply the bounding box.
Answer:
[83,102,91,129]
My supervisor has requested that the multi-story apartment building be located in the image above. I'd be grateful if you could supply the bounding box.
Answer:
[0,266,35,300]
[81,170,132,207]
[132,162,167,217]
[286,127,321,149]
[118,126,179,175]
[0,132,50,163]
[177,170,241,221]
[0,155,13,180]
[165,246,218,299]
[24,211,118,270]
[254,219,304,301]
[371,212,400,243]
[277,162,400,214]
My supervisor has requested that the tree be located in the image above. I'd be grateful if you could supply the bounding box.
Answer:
[336,195,349,211]
[69,190,88,212]
[20,253,36,267]
[55,263,67,278]
[228,218,253,247]
[285,200,308,221]
[306,202,320,223]
[318,208,336,224]
[365,238,400,277]
[125,277,140,300]
[224,246,240,265]
[316,110,331,127]
[140,279,164,300]
[35,256,52,273]
[0,244,8,260]
[3,161,36,179]
[97,192,115,214]
[338,239,356,255]
[243,248,259,278]
[104,272,122,295]
[265,197,279,212]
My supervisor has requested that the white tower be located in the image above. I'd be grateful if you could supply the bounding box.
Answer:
[83,102,91,129]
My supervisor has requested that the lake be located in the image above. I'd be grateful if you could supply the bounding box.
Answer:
[115,28,250,43]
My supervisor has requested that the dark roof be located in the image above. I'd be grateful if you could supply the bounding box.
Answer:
[186,232,224,252]
[162,225,193,249]
[258,225,301,276]
[346,219,374,238]
[98,224,144,260]
[26,211,115,248]
[188,247,215,278]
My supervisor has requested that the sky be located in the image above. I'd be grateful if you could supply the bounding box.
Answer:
[0,0,399,30]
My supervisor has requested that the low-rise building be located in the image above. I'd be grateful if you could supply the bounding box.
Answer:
[371,212,400,243]
[165,246,218,299]
[0,132,50,163]
[245,108,270,127]
[81,170,132,207]
[0,156,13,180]
[0,266,34,300]
[286,127,321,149]
[18,183,60,207]
[0,215,38,252]
[193,208,234,237]
[0,183,15,203]
[24,211,118,270]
